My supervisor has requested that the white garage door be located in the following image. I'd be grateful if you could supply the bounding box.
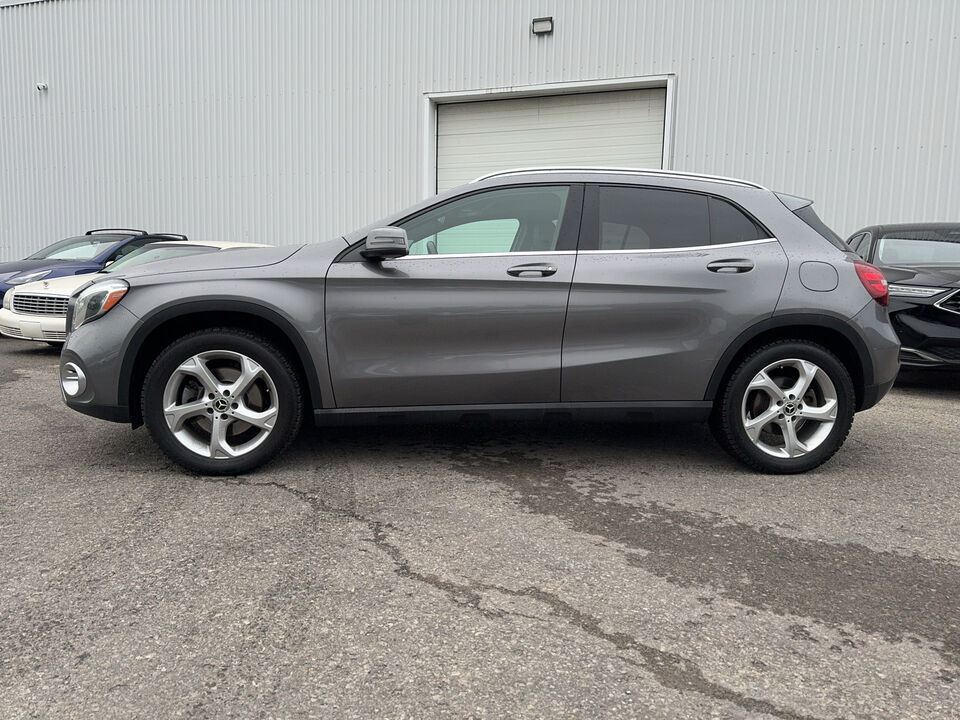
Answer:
[436,88,666,192]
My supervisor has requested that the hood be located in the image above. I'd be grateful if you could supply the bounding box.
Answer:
[115,243,306,281]
[0,258,70,283]
[8,273,94,297]
[879,263,960,288]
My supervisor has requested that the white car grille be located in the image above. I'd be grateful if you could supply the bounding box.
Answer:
[11,293,70,317]
[0,324,23,337]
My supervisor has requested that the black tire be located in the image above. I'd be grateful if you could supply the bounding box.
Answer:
[713,340,855,474]
[141,328,304,475]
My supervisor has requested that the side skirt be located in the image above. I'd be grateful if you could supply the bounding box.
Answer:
[314,401,712,427]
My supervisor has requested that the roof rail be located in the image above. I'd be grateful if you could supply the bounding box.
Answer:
[86,227,147,235]
[142,233,189,242]
[471,167,767,190]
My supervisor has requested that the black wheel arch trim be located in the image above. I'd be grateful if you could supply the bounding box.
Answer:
[705,312,875,406]
[117,298,323,413]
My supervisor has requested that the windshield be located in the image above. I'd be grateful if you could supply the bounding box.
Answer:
[102,244,218,273]
[877,229,960,265]
[28,236,122,261]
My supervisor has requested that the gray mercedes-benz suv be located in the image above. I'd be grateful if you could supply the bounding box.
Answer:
[59,168,899,475]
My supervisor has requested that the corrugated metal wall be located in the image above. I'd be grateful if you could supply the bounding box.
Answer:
[1,0,957,260]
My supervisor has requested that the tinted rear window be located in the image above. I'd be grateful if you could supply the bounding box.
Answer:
[598,187,710,250]
[709,197,765,244]
[793,206,848,251]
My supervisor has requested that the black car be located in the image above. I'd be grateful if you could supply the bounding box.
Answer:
[847,223,960,368]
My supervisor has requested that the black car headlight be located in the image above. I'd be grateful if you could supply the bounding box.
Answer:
[887,284,948,299]
[70,279,129,331]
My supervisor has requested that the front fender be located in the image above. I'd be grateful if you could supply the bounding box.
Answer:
[116,294,329,414]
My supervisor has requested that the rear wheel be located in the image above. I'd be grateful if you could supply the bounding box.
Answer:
[713,340,855,473]
[141,328,304,475]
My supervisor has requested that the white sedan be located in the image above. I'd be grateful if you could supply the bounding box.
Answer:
[0,240,266,344]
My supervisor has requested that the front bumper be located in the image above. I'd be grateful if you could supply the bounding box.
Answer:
[889,295,960,368]
[0,308,68,342]
[60,304,140,424]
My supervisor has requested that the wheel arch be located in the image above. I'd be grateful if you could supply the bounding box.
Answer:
[121,299,323,427]
[705,313,874,411]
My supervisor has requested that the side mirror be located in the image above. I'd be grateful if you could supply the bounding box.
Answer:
[361,227,409,261]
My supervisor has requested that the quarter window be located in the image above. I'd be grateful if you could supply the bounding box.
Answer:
[708,197,765,244]
[400,186,570,255]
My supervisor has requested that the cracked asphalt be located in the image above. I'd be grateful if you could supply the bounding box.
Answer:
[1,338,959,719]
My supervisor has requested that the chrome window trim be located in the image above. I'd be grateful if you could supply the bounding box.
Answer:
[388,238,779,261]
[578,237,779,255]
[391,250,577,261]
[934,288,960,315]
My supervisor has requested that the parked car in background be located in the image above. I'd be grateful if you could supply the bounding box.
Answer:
[58,169,899,476]
[0,228,179,311]
[0,239,268,344]
[847,223,960,368]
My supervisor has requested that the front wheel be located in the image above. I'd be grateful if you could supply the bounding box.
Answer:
[712,340,856,474]
[141,328,304,475]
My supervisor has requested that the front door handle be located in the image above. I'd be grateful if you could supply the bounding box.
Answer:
[707,259,755,274]
[507,263,558,278]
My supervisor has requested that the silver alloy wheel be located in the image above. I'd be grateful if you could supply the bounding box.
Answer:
[161,350,279,459]
[740,358,838,459]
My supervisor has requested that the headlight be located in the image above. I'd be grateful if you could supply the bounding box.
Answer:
[7,269,52,286]
[1,291,11,311]
[888,284,948,299]
[70,279,129,331]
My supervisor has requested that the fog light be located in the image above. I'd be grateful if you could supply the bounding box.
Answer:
[61,362,86,398]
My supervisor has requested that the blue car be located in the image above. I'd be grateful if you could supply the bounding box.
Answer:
[0,229,182,306]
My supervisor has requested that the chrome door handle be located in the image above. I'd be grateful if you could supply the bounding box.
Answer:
[707,259,755,274]
[507,263,558,278]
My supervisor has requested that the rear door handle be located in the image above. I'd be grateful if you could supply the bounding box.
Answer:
[707,259,755,274]
[507,263,558,278]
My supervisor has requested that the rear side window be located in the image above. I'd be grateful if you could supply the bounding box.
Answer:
[708,197,765,244]
[848,232,872,260]
[793,205,849,251]
[595,187,766,250]
[598,187,709,250]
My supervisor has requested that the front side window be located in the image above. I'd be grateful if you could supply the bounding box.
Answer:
[876,228,960,265]
[399,186,570,256]
[598,186,710,250]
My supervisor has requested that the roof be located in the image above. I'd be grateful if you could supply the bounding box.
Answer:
[875,222,960,233]
[472,167,767,191]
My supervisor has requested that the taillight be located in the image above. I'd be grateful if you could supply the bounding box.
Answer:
[855,261,889,307]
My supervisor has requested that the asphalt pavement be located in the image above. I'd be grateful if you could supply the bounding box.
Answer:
[1,337,958,719]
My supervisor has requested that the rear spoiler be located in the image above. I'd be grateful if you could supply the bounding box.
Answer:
[775,192,813,212]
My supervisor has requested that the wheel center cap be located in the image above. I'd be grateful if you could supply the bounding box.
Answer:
[784,401,797,415]
[213,397,230,412]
